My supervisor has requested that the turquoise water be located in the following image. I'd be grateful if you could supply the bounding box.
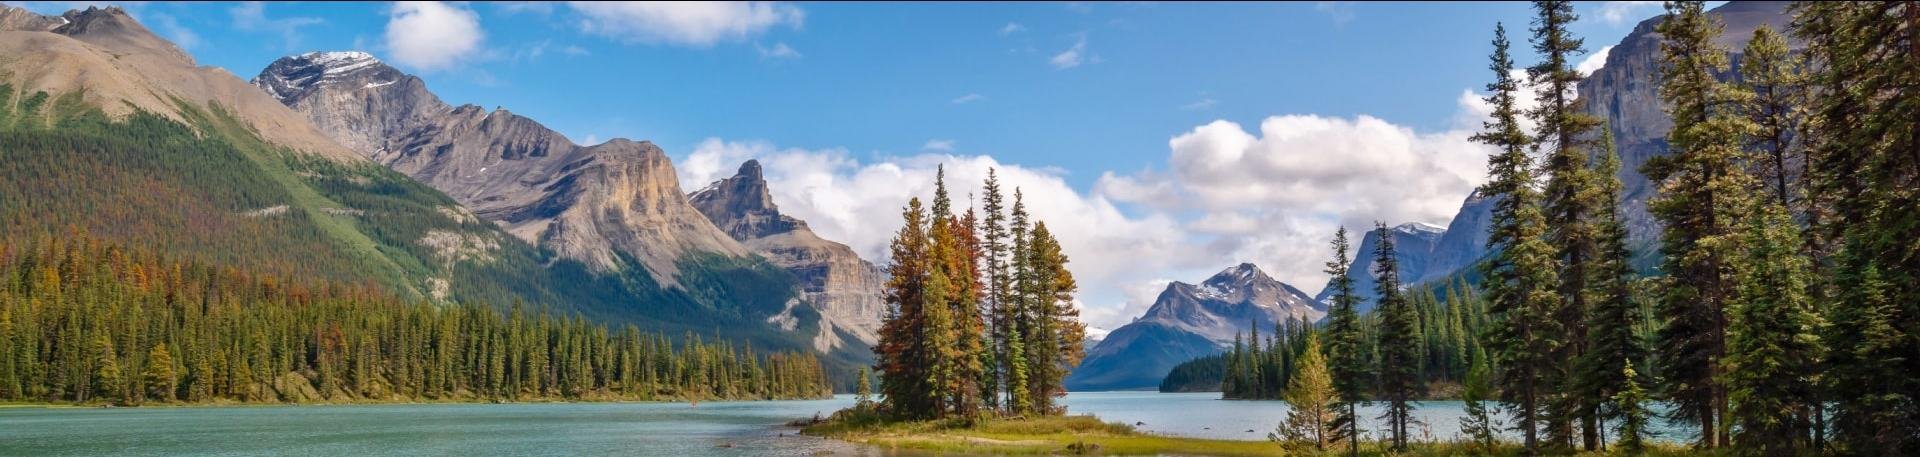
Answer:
[1,392,1693,456]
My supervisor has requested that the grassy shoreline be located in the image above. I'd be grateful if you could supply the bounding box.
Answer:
[801,409,1723,456]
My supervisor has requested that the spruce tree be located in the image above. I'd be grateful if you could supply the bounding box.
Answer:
[1320,227,1369,456]
[1371,223,1420,452]
[89,335,121,405]
[1474,21,1561,455]
[1739,25,1805,210]
[979,168,1010,412]
[1527,1,1604,448]
[1004,190,1033,415]
[877,197,934,418]
[855,366,873,409]
[1645,1,1756,447]
[1576,123,1648,447]
[1791,2,1919,452]
[1614,360,1652,454]
[1724,205,1823,454]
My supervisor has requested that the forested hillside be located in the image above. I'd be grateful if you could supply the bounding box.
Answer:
[0,233,830,404]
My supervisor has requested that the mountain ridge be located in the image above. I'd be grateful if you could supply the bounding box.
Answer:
[1067,263,1324,391]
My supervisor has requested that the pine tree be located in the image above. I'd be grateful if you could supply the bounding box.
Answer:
[1274,333,1334,451]
[1645,1,1756,447]
[145,344,174,403]
[877,197,935,418]
[1320,227,1369,456]
[1791,2,1919,453]
[1474,21,1561,455]
[1371,223,1420,452]
[89,335,122,405]
[1004,190,1033,415]
[1527,1,1605,449]
[855,366,873,410]
[1576,123,1648,448]
[979,168,1010,412]
[1460,349,1499,453]
[1739,25,1805,210]
[1614,360,1652,455]
[1724,205,1824,454]
[1024,222,1081,414]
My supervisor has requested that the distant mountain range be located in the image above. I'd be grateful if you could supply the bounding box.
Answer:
[1066,263,1324,391]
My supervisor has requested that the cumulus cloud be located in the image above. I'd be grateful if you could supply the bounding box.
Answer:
[1577,45,1613,77]
[678,140,1203,330]
[998,22,1025,36]
[384,1,485,72]
[567,1,803,46]
[1598,1,1661,26]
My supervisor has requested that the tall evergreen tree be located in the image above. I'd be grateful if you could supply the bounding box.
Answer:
[979,168,1010,412]
[1024,222,1082,414]
[877,197,935,418]
[1474,21,1561,455]
[1004,190,1033,415]
[1320,227,1369,456]
[1724,205,1824,454]
[1526,1,1604,448]
[1791,2,1919,453]
[1645,1,1756,447]
[1576,123,1648,448]
[1371,223,1420,452]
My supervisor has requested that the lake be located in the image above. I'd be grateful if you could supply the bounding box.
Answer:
[0,392,1694,456]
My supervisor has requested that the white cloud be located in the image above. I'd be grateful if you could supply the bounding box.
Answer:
[567,1,803,46]
[1578,45,1613,77]
[384,1,485,72]
[951,93,985,105]
[1050,34,1087,69]
[229,1,322,50]
[922,139,956,152]
[678,140,1203,330]
[756,41,801,59]
[1598,1,1661,26]
[998,22,1025,36]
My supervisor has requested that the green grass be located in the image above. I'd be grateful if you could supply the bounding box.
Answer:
[803,408,1724,456]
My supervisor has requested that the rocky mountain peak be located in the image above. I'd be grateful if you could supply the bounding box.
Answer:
[52,6,191,65]
[689,159,801,241]
[689,160,886,352]
[0,4,65,31]
[254,51,416,108]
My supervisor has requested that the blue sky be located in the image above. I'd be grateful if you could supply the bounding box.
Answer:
[12,1,1698,330]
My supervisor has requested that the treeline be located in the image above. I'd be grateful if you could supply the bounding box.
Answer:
[0,233,831,405]
[1273,2,1919,455]
[1196,278,1547,401]
[873,167,1086,420]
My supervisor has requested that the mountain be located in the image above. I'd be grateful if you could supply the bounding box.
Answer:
[248,46,883,380]
[688,160,886,353]
[0,6,845,379]
[1314,190,1494,312]
[1066,263,1324,391]
[253,51,760,288]
[0,6,358,162]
